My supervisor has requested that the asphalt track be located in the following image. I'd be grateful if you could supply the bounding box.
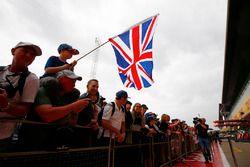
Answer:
[174,142,226,167]
[173,140,250,167]
[220,140,250,167]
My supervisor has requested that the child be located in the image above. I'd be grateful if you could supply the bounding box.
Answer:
[41,43,79,78]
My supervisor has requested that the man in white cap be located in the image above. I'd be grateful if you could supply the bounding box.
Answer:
[0,42,42,152]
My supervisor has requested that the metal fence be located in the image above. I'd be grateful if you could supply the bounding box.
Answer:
[0,147,108,167]
[0,132,198,167]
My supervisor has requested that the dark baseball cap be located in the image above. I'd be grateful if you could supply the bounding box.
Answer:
[141,104,148,109]
[116,90,129,99]
[57,43,79,55]
[147,116,158,121]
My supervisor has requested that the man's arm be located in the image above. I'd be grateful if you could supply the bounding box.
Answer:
[200,123,208,129]
[102,119,124,142]
[1,102,32,118]
[45,64,71,74]
[169,120,180,129]
[35,99,89,123]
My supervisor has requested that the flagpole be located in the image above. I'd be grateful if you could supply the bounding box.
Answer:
[76,40,110,62]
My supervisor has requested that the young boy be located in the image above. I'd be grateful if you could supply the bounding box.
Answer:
[41,43,79,78]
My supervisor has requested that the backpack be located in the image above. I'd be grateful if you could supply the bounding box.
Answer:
[0,66,31,98]
[77,93,95,126]
[97,102,125,126]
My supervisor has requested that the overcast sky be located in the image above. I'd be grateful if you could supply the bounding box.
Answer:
[0,0,227,128]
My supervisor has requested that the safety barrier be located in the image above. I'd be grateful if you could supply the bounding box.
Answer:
[0,131,198,167]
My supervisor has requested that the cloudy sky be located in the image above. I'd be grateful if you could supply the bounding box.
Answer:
[0,0,227,128]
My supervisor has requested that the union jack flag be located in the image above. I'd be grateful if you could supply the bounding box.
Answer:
[109,14,159,90]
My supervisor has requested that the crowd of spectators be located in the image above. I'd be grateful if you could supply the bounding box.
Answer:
[0,42,208,154]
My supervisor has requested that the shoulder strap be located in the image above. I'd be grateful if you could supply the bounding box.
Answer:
[18,69,31,96]
[121,106,125,113]
[110,102,125,116]
[0,66,30,96]
[111,102,116,116]
[79,92,89,99]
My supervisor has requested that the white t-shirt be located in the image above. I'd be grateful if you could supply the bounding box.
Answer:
[0,67,39,103]
[102,102,125,138]
[0,67,39,139]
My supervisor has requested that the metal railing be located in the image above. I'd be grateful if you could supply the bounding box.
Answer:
[0,133,198,167]
[0,118,199,167]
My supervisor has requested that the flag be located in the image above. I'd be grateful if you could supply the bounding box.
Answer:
[109,14,159,90]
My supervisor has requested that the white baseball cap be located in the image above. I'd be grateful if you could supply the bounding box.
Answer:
[14,42,42,56]
[56,70,82,81]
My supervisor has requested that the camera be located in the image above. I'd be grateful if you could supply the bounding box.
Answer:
[193,117,201,125]
[0,81,16,98]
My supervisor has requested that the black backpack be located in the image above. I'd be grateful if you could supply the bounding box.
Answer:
[0,66,31,98]
[98,102,125,126]
[77,93,95,126]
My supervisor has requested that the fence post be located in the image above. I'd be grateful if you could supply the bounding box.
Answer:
[151,137,155,167]
[184,135,188,156]
[168,134,172,167]
[112,139,115,167]
[107,137,111,167]
[107,137,115,167]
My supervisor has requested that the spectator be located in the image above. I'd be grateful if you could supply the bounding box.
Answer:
[159,114,170,134]
[169,119,183,158]
[144,112,162,167]
[0,42,42,152]
[100,90,128,145]
[19,70,90,150]
[141,104,148,128]
[77,79,100,147]
[124,100,133,144]
[78,79,100,128]
[141,104,148,115]
[145,113,161,136]
[41,43,79,79]
[131,103,144,132]
[169,118,181,131]
[159,114,171,162]
[125,101,133,130]
[34,70,89,123]
[131,103,146,144]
